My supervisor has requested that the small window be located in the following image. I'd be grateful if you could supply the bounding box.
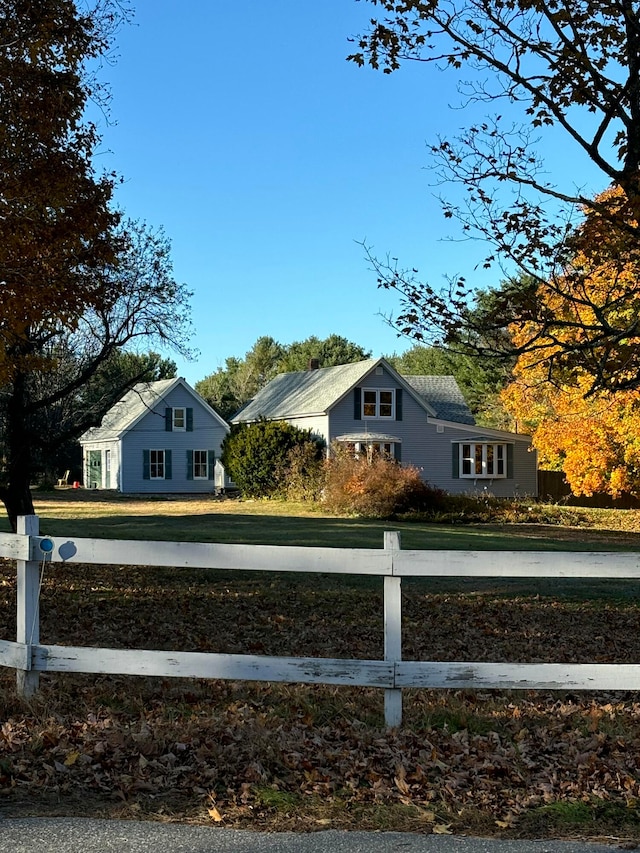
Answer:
[193,449,208,479]
[172,408,186,431]
[150,449,165,479]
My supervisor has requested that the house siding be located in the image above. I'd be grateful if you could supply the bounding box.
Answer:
[120,385,228,494]
[328,365,537,496]
[281,414,330,444]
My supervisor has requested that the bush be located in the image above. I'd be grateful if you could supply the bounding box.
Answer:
[221,420,324,498]
[277,442,326,502]
[322,445,446,518]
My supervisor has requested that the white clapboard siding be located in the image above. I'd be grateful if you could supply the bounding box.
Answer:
[395,661,640,691]
[32,645,394,687]
[394,549,640,578]
[0,640,29,670]
[32,537,391,575]
[0,532,29,561]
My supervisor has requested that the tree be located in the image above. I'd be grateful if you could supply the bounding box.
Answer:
[0,219,192,527]
[0,0,139,527]
[278,335,371,373]
[503,369,640,497]
[350,1,640,393]
[220,420,324,498]
[501,186,640,494]
[196,335,371,420]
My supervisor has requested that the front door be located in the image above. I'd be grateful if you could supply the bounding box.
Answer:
[88,450,102,488]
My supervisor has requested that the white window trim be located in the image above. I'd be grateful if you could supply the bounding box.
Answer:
[172,407,186,431]
[150,449,165,480]
[193,449,208,480]
[362,388,395,420]
[460,442,507,479]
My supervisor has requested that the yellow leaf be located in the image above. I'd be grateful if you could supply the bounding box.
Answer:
[495,820,511,828]
[208,806,223,822]
[433,823,452,834]
[64,751,79,767]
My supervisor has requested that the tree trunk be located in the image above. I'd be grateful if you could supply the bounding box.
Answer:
[0,370,35,532]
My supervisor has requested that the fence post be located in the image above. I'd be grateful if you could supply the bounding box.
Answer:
[384,530,402,728]
[16,514,40,698]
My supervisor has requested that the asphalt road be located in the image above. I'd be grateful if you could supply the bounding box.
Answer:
[0,820,626,853]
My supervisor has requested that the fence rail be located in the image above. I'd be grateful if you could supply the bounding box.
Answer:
[2,515,640,727]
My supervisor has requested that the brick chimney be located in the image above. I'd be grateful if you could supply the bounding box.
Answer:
[308,358,320,370]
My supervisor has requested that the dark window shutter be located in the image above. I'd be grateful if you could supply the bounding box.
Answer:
[165,408,172,431]
[165,450,172,480]
[507,444,514,478]
[396,388,403,421]
[143,450,150,480]
[452,443,460,478]
[208,450,215,480]
[394,443,402,463]
[186,450,193,481]
[186,408,194,431]
[354,387,361,420]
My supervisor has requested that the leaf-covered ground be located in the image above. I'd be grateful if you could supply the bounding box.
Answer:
[3,558,640,842]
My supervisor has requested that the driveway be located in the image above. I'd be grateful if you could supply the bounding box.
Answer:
[0,819,624,853]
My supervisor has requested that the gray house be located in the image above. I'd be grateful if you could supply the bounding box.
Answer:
[80,377,231,493]
[232,357,537,497]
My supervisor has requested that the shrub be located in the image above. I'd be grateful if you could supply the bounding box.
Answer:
[277,442,326,502]
[322,444,446,518]
[221,420,324,498]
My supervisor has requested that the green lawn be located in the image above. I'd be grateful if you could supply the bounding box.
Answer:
[3,490,640,550]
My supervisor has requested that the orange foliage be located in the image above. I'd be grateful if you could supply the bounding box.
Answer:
[502,185,640,496]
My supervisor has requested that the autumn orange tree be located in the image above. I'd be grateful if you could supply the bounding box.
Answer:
[0,1,192,529]
[502,186,640,496]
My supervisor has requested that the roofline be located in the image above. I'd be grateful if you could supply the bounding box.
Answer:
[327,357,439,418]
[180,380,230,431]
[104,377,230,440]
[111,376,184,438]
[232,411,326,424]
[427,417,532,441]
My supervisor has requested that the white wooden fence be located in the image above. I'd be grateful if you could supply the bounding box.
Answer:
[2,514,640,727]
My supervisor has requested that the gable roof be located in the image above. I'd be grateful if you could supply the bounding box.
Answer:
[402,375,475,425]
[232,359,382,422]
[232,357,475,425]
[81,377,228,442]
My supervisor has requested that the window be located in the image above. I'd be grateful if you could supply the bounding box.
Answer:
[150,449,165,479]
[362,389,395,419]
[460,443,506,478]
[165,407,193,431]
[351,441,396,461]
[193,449,208,479]
[172,407,186,431]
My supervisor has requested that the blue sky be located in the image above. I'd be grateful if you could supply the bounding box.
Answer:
[96,1,606,385]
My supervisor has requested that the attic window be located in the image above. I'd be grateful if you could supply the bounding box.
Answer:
[172,408,186,430]
[362,389,395,419]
